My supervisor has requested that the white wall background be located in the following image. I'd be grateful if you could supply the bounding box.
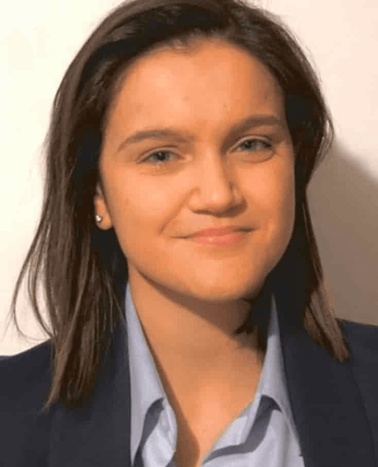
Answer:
[1,0,377,354]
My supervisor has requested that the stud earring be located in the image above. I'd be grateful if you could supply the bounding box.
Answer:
[95,215,103,223]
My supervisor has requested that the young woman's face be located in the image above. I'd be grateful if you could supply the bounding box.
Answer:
[95,38,295,303]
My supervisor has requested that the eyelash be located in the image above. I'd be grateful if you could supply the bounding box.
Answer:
[141,138,273,165]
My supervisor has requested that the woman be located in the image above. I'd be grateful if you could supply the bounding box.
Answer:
[1,0,377,466]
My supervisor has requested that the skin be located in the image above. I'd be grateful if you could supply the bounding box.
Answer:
[94,38,295,464]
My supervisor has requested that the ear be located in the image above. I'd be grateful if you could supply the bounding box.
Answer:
[94,182,113,230]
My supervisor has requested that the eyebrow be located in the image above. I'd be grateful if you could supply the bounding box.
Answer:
[117,114,284,153]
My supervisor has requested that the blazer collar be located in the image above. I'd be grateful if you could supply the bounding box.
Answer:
[276,295,376,467]
[49,300,375,467]
[49,316,132,466]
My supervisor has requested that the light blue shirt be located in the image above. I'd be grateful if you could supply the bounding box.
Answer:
[125,282,304,466]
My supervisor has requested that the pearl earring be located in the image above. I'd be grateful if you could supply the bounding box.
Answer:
[95,215,103,223]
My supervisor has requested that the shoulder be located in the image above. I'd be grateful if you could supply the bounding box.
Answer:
[338,318,378,358]
[338,318,378,375]
[0,338,53,412]
[0,339,53,465]
[337,318,378,432]
[0,338,53,407]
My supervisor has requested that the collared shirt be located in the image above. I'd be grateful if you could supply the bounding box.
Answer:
[125,282,304,466]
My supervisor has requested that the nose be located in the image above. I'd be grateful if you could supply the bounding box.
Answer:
[188,154,243,213]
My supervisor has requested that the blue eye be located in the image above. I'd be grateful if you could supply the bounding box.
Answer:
[143,151,175,165]
[142,138,272,166]
[238,138,272,152]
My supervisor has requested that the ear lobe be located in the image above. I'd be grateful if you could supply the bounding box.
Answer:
[93,182,113,230]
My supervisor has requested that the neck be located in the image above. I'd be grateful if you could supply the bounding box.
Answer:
[127,275,265,393]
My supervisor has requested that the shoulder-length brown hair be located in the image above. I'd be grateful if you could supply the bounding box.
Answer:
[7,0,349,412]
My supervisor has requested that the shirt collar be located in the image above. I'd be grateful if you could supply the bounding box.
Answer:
[125,282,166,464]
[256,294,300,442]
[125,282,299,463]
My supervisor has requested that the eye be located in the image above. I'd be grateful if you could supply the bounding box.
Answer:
[141,138,273,166]
[142,150,176,165]
[237,138,272,152]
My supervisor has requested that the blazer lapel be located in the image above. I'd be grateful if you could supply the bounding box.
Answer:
[48,297,376,467]
[49,317,132,467]
[276,298,376,467]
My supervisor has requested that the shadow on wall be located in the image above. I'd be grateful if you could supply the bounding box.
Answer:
[308,140,378,325]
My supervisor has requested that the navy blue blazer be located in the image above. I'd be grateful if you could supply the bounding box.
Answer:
[1,304,378,467]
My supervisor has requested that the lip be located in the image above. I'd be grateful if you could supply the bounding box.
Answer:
[187,227,252,246]
[190,231,249,246]
[189,226,251,237]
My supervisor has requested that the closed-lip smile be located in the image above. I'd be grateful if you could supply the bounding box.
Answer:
[189,226,251,237]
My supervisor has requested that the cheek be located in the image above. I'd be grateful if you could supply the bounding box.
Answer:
[106,176,177,252]
[243,159,295,256]
[261,164,295,254]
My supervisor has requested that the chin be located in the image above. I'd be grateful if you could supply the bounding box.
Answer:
[182,273,266,303]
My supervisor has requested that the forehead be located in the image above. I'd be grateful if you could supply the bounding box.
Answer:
[108,38,285,130]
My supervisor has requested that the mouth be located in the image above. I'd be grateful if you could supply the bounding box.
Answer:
[188,230,250,246]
